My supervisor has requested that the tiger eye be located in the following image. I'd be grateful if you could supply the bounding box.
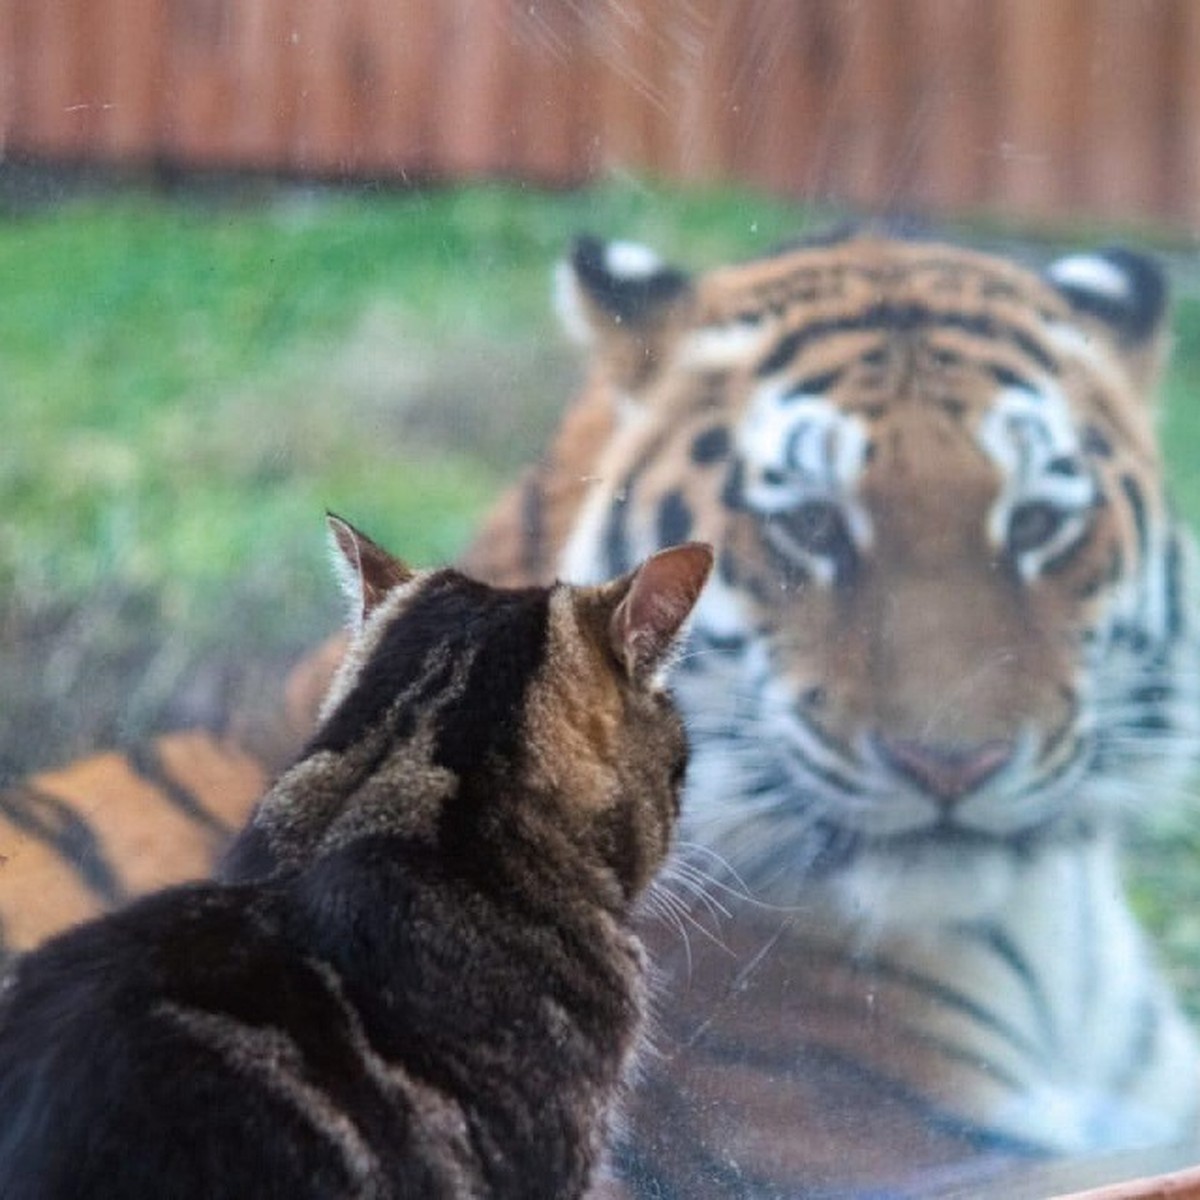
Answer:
[786,500,852,558]
[1007,501,1066,554]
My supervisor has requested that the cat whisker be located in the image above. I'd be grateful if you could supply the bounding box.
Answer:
[644,879,733,959]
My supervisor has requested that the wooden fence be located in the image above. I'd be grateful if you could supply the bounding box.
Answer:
[1,0,1198,230]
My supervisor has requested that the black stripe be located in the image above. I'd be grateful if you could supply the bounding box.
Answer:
[150,900,440,1190]
[1164,527,1186,641]
[988,363,1039,393]
[0,785,128,907]
[779,712,862,794]
[127,741,235,838]
[691,627,749,655]
[953,922,1056,1053]
[689,1035,1049,1158]
[791,938,1047,1067]
[599,431,672,577]
[715,983,1031,1095]
[1120,473,1149,564]
[1126,711,1173,734]
[782,367,843,399]
[519,475,545,579]
[770,740,861,801]
[719,459,746,512]
[1129,683,1171,706]
[1112,994,1162,1093]
[656,490,693,548]
[690,425,730,465]
[757,326,806,376]
[1014,731,1089,801]
[1039,526,1094,578]
[1083,424,1114,458]
[309,573,549,778]
[1110,620,1151,655]
[756,304,1058,379]
[601,496,633,577]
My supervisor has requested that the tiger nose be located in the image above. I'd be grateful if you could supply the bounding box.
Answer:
[876,736,1014,803]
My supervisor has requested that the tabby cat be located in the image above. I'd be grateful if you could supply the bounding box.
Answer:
[0,517,713,1199]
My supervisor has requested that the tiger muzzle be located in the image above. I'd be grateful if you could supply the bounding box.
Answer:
[874,735,1015,804]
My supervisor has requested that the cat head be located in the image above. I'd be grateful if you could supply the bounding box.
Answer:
[225,516,712,905]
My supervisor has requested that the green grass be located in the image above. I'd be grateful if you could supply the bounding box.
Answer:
[0,182,813,634]
[1163,294,1200,518]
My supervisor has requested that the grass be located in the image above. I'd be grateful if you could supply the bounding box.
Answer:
[3,176,1200,1009]
[1,181,815,617]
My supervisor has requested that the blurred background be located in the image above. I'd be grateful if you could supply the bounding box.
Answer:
[5,0,1200,226]
[3,0,1200,994]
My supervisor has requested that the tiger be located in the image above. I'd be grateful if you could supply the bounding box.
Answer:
[465,231,1200,1196]
[2,228,1199,1196]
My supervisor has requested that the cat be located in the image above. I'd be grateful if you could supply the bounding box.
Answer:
[0,515,713,1200]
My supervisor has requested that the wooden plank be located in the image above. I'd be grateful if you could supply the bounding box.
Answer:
[992,0,1085,221]
[429,0,513,178]
[632,0,677,177]
[354,0,439,177]
[288,0,357,175]
[816,0,911,211]
[13,0,93,157]
[92,0,166,160]
[568,3,605,181]
[0,0,1193,230]
[4,0,28,154]
[801,0,878,206]
[905,0,998,215]
[162,0,235,166]
[508,0,584,184]
[224,0,295,168]
[1168,0,1200,227]
[740,1,824,199]
[1082,0,1169,222]
[670,0,739,183]
[0,0,16,153]
[590,0,662,177]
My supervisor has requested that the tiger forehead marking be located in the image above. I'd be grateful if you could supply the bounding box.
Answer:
[717,251,1107,596]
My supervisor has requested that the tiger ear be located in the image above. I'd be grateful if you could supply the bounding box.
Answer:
[326,513,414,629]
[1046,248,1171,393]
[555,235,693,392]
[608,542,713,684]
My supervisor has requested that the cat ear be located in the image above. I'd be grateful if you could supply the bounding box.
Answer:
[326,513,414,628]
[609,542,714,683]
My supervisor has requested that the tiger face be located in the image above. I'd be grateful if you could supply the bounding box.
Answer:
[555,232,1198,921]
